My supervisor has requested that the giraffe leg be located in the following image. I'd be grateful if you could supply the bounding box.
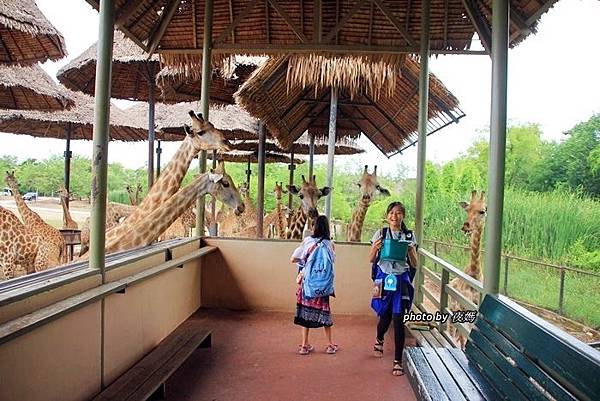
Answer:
[0,254,15,280]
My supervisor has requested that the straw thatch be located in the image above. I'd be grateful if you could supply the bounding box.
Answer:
[0,89,147,141]
[230,133,365,156]
[57,31,166,102]
[0,64,74,110]
[0,0,67,65]
[128,102,259,141]
[236,55,465,156]
[207,150,304,165]
[157,61,259,105]
[93,0,557,71]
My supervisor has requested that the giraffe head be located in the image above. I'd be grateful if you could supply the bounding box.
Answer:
[57,184,72,200]
[274,181,287,201]
[5,171,18,191]
[356,165,390,204]
[238,181,250,198]
[459,190,487,235]
[287,175,330,219]
[185,111,231,151]
[208,161,245,216]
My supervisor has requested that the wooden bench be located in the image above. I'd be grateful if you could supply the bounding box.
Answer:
[404,294,600,401]
[407,320,455,349]
[92,319,212,401]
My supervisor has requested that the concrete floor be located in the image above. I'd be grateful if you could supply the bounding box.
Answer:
[167,309,417,401]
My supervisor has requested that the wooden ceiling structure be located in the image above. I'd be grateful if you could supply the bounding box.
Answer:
[85,0,558,64]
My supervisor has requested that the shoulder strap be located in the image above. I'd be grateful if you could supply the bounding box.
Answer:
[382,227,389,239]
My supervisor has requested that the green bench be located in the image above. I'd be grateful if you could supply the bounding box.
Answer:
[404,294,600,401]
[92,319,212,401]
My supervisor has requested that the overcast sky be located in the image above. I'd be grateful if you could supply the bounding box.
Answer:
[0,0,598,177]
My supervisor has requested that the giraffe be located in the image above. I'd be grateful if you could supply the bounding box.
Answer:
[104,161,244,254]
[449,190,487,348]
[219,181,257,236]
[125,184,137,206]
[5,171,66,269]
[78,202,135,256]
[0,206,39,280]
[285,175,331,240]
[347,165,390,242]
[95,112,230,255]
[58,184,78,229]
[262,181,288,238]
[160,206,196,240]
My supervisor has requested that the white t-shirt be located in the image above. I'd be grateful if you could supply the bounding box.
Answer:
[291,236,335,270]
[370,228,416,275]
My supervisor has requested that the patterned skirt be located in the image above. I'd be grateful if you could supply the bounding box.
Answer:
[294,285,333,328]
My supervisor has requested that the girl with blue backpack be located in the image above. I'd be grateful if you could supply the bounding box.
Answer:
[290,215,338,355]
[368,201,418,376]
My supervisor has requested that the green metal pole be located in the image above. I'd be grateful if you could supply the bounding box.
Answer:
[90,0,114,280]
[308,132,315,179]
[256,122,266,238]
[484,0,509,295]
[324,87,337,220]
[414,0,430,305]
[196,0,213,237]
[147,64,155,189]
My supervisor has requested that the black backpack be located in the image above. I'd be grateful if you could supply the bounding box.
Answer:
[371,227,417,281]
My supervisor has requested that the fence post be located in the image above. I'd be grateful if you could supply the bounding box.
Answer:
[440,267,450,332]
[558,267,565,315]
[503,256,509,295]
[433,241,438,272]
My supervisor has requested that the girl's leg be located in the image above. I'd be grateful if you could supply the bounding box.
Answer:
[374,303,393,357]
[324,326,338,354]
[392,313,406,375]
[301,327,310,347]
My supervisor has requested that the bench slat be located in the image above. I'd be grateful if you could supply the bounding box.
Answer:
[479,295,600,401]
[421,330,442,348]
[430,328,454,348]
[404,348,451,401]
[93,320,210,401]
[475,317,577,401]
[448,349,504,401]
[434,349,487,401]
[465,341,528,401]
[420,348,468,401]
[125,330,211,401]
[469,328,549,401]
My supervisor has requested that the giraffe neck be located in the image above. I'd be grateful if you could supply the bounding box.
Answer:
[348,198,370,241]
[275,199,286,238]
[8,183,37,225]
[287,206,306,239]
[105,173,214,253]
[104,139,197,243]
[127,192,136,206]
[465,225,483,280]
[60,195,77,228]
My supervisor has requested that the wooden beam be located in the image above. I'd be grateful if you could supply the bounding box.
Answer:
[372,0,416,47]
[215,0,260,45]
[192,0,198,48]
[147,0,182,55]
[322,0,369,44]
[405,0,412,33]
[300,98,373,107]
[159,44,488,55]
[85,0,148,51]
[339,108,389,156]
[314,0,322,43]
[352,107,398,152]
[229,0,235,44]
[443,0,448,48]
[300,0,304,33]
[363,93,408,136]
[461,0,491,54]
[379,87,418,131]
[368,1,374,45]
[268,0,308,43]
[265,0,270,44]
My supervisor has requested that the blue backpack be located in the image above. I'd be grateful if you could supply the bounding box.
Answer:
[302,239,335,298]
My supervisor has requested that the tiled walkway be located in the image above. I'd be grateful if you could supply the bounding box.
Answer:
[167,309,417,401]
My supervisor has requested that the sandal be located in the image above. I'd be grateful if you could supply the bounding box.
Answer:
[392,360,405,376]
[298,344,314,355]
[325,344,339,354]
[373,339,384,358]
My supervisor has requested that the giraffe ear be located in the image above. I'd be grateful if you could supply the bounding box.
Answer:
[287,185,299,195]
[319,187,331,197]
[459,201,469,210]
[377,186,391,196]
[208,173,224,183]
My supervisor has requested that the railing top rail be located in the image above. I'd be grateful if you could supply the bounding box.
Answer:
[423,239,600,278]
[419,248,484,293]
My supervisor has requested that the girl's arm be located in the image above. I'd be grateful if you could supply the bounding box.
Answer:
[369,238,382,263]
[408,245,418,268]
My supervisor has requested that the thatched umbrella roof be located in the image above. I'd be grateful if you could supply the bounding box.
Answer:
[91,0,557,71]
[0,89,147,141]
[0,64,74,110]
[236,56,465,156]
[57,30,167,102]
[208,150,304,165]
[129,102,259,141]
[0,0,67,65]
[230,133,365,156]
[157,61,259,105]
